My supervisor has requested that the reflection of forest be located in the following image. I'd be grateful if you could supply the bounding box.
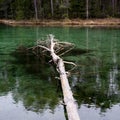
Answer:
[0,64,62,113]
[69,29,120,111]
[0,27,120,114]
[0,41,120,113]
[0,54,63,113]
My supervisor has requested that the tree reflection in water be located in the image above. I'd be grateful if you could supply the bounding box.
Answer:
[0,43,120,114]
[0,52,62,113]
[68,49,120,113]
[0,26,120,118]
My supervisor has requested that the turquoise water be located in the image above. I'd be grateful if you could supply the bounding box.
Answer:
[0,24,120,120]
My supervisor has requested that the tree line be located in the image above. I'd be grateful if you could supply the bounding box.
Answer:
[0,0,120,20]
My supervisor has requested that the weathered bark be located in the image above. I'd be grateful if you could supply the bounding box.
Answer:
[47,35,80,120]
[57,59,80,120]
[86,0,89,19]
[50,0,54,16]
[112,0,115,16]
[34,0,38,20]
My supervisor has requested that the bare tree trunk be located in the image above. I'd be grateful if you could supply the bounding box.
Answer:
[36,34,80,120]
[114,0,117,15]
[65,0,69,18]
[37,0,42,19]
[34,0,38,20]
[50,0,54,17]
[86,0,89,19]
[112,0,115,16]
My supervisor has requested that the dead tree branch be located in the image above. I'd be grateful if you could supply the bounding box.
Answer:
[36,34,80,120]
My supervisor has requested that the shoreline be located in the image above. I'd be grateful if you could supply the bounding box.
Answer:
[0,18,120,27]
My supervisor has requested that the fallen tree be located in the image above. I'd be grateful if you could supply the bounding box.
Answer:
[29,34,80,120]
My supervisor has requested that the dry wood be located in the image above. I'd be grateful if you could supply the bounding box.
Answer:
[37,34,80,120]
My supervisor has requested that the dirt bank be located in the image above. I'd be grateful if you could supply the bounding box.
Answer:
[0,18,120,27]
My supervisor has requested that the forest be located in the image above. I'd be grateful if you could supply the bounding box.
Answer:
[0,0,120,20]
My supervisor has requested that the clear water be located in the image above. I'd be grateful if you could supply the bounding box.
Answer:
[0,24,120,120]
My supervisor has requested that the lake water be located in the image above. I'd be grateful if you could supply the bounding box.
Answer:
[0,24,120,120]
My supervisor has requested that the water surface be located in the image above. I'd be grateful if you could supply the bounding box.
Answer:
[0,24,120,120]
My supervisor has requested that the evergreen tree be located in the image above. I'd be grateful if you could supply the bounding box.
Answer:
[0,0,120,19]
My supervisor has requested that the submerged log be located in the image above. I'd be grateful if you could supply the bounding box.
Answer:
[35,34,80,120]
